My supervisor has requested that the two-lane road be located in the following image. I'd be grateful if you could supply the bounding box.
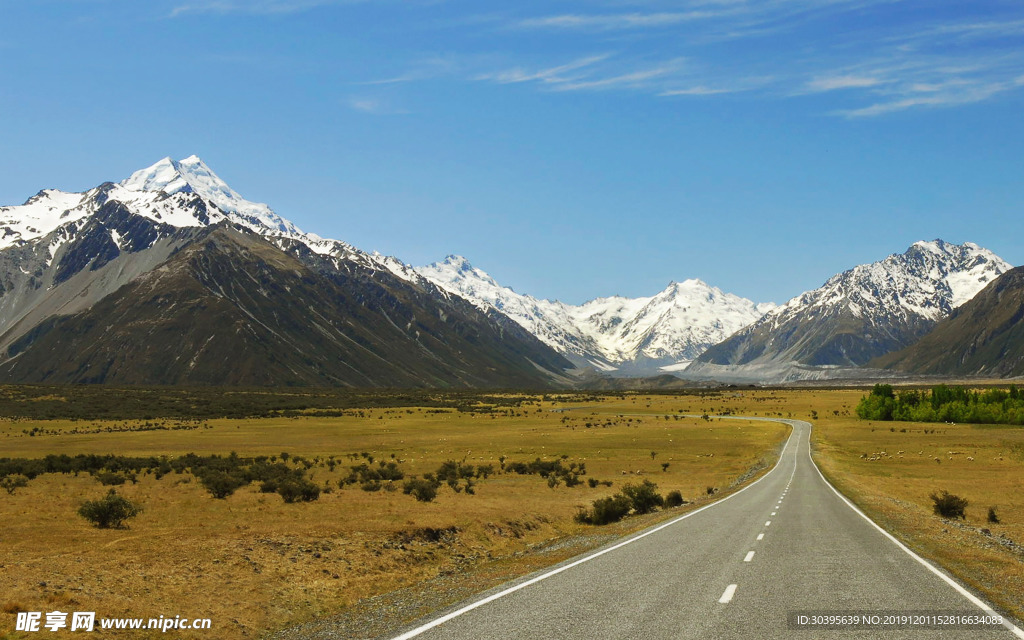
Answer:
[381,419,1024,639]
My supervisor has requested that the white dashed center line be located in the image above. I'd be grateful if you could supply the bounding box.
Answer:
[765,521,771,526]
[757,533,764,541]
[744,551,755,562]
[719,584,737,604]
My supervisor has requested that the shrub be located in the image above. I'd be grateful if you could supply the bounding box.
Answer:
[578,494,632,525]
[78,489,142,529]
[622,480,664,515]
[276,478,321,503]
[1,474,29,495]
[587,478,599,488]
[403,478,438,502]
[96,471,127,486]
[197,470,247,499]
[988,507,1000,524]
[665,490,686,508]
[930,490,968,519]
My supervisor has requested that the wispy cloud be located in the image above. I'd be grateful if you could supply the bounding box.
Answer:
[839,74,1024,117]
[170,0,361,17]
[805,75,885,92]
[475,55,610,85]
[346,97,410,115]
[475,55,694,94]
[515,12,722,31]
[552,65,680,91]
[660,86,741,96]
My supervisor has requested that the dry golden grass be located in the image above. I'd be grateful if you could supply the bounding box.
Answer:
[0,394,787,639]
[679,386,1024,623]
[810,404,1024,621]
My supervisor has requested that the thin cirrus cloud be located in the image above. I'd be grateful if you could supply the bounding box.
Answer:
[475,55,611,85]
[486,3,1024,116]
[346,97,410,115]
[839,74,1024,117]
[162,0,1024,117]
[805,75,885,92]
[514,11,723,31]
[169,0,366,16]
[475,55,699,94]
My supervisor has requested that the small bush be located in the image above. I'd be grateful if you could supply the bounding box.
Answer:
[587,478,599,488]
[665,490,686,508]
[988,507,1000,524]
[576,494,632,525]
[197,470,247,499]
[622,480,664,515]
[78,489,142,529]
[276,478,321,503]
[96,472,127,486]
[1,474,29,495]
[930,490,968,519]
[403,478,438,502]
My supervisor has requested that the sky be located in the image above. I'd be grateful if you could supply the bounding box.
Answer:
[1,0,1023,305]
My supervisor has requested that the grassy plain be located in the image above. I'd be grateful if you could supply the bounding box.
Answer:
[0,392,788,639]
[2,387,1021,638]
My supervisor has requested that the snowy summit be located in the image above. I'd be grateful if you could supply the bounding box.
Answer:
[416,255,776,372]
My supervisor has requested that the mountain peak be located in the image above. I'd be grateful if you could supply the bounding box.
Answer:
[121,156,238,208]
[120,156,299,236]
[442,254,473,269]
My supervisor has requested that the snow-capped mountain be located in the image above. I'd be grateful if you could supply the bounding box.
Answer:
[0,156,425,278]
[872,265,1024,378]
[416,255,775,372]
[689,239,1011,381]
[0,157,572,386]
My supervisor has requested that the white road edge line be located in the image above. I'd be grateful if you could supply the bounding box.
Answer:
[805,421,1024,640]
[719,584,738,604]
[386,419,798,640]
[744,551,755,562]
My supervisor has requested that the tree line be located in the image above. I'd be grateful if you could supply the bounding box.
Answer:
[856,384,1024,424]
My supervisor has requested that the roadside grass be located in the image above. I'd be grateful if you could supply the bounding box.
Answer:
[620,386,1024,624]
[810,412,1024,623]
[0,394,787,639]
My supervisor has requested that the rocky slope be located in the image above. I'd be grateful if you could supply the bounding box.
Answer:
[870,266,1024,378]
[0,158,571,386]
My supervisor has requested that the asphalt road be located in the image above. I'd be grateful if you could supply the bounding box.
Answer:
[382,419,1024,640]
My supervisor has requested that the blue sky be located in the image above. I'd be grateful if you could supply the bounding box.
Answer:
[2,0,1022,304]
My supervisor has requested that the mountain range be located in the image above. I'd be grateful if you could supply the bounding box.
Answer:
[415,255,775,373]
[686,240,1011,382]
[0,157,571,387]
[0,156,1017,386]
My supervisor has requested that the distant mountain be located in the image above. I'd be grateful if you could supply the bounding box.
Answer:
[416,255,775,373]
[688,240,1011,382]
[0,157,571,387]
[870,266,1024,378]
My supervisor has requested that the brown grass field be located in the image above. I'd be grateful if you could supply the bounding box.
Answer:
[0,393,789,639]
[1,388,1021,638]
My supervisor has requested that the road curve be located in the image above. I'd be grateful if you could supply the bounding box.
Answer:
[381,419,1024,640]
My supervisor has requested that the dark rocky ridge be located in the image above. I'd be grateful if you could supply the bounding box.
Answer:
[0,225,572,387]
[871,266,1024,378]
